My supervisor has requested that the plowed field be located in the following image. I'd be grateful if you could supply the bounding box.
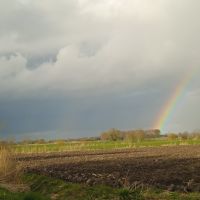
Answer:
[19,145,200,192]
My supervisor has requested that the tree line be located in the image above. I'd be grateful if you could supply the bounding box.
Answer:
[167,131,200,140]
[100,128,161,142]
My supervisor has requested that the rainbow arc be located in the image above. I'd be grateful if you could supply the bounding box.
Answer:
[153,67,197,133]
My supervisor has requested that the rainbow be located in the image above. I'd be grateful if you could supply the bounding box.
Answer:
[153,68,197,133]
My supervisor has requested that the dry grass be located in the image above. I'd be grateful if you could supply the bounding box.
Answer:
[0,143,29,192]
[0,143,21,184]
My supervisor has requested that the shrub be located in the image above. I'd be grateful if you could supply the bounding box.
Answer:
[119,188,144,200]
[191,131,200,140]
[124,130,145,143]
[178,132,189,140]
[167,133,178,140]
[100,129,122,141]
[145,129,161,138]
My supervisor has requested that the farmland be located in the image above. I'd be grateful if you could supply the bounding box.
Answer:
[18,145,200,191]
[14,138,200,154]
[1,140,200,199]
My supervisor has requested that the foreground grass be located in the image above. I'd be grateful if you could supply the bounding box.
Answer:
[0,187,47,200]
[14,139,200,154]
[1,174,200,200]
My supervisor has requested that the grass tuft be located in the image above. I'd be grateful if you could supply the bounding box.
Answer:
[0,143,24,188]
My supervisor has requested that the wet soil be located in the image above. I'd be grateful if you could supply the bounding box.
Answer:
[18,145,200,191]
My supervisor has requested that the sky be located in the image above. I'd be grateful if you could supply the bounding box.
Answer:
[0,0,200,140]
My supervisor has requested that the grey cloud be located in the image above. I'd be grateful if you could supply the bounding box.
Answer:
[0,0,200,137]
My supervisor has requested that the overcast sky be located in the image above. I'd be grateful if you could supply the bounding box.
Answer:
[0,0,200,140]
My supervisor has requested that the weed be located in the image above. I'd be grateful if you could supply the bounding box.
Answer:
[119,188,144,200]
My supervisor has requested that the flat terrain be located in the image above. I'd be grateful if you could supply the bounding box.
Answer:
[18,145,200,192]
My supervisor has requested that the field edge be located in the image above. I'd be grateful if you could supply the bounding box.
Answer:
[1,173,199,200]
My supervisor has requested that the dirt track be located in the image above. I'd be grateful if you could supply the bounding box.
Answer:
[19,145,200,191]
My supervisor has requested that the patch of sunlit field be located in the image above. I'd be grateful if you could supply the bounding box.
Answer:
[13,139,200,154]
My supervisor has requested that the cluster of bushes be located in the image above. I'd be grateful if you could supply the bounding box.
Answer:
[167,131,200,140]
[100,128,161,142]
[100,128,200,142]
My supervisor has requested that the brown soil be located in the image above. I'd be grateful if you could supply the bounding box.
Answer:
[19,145,200,192]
